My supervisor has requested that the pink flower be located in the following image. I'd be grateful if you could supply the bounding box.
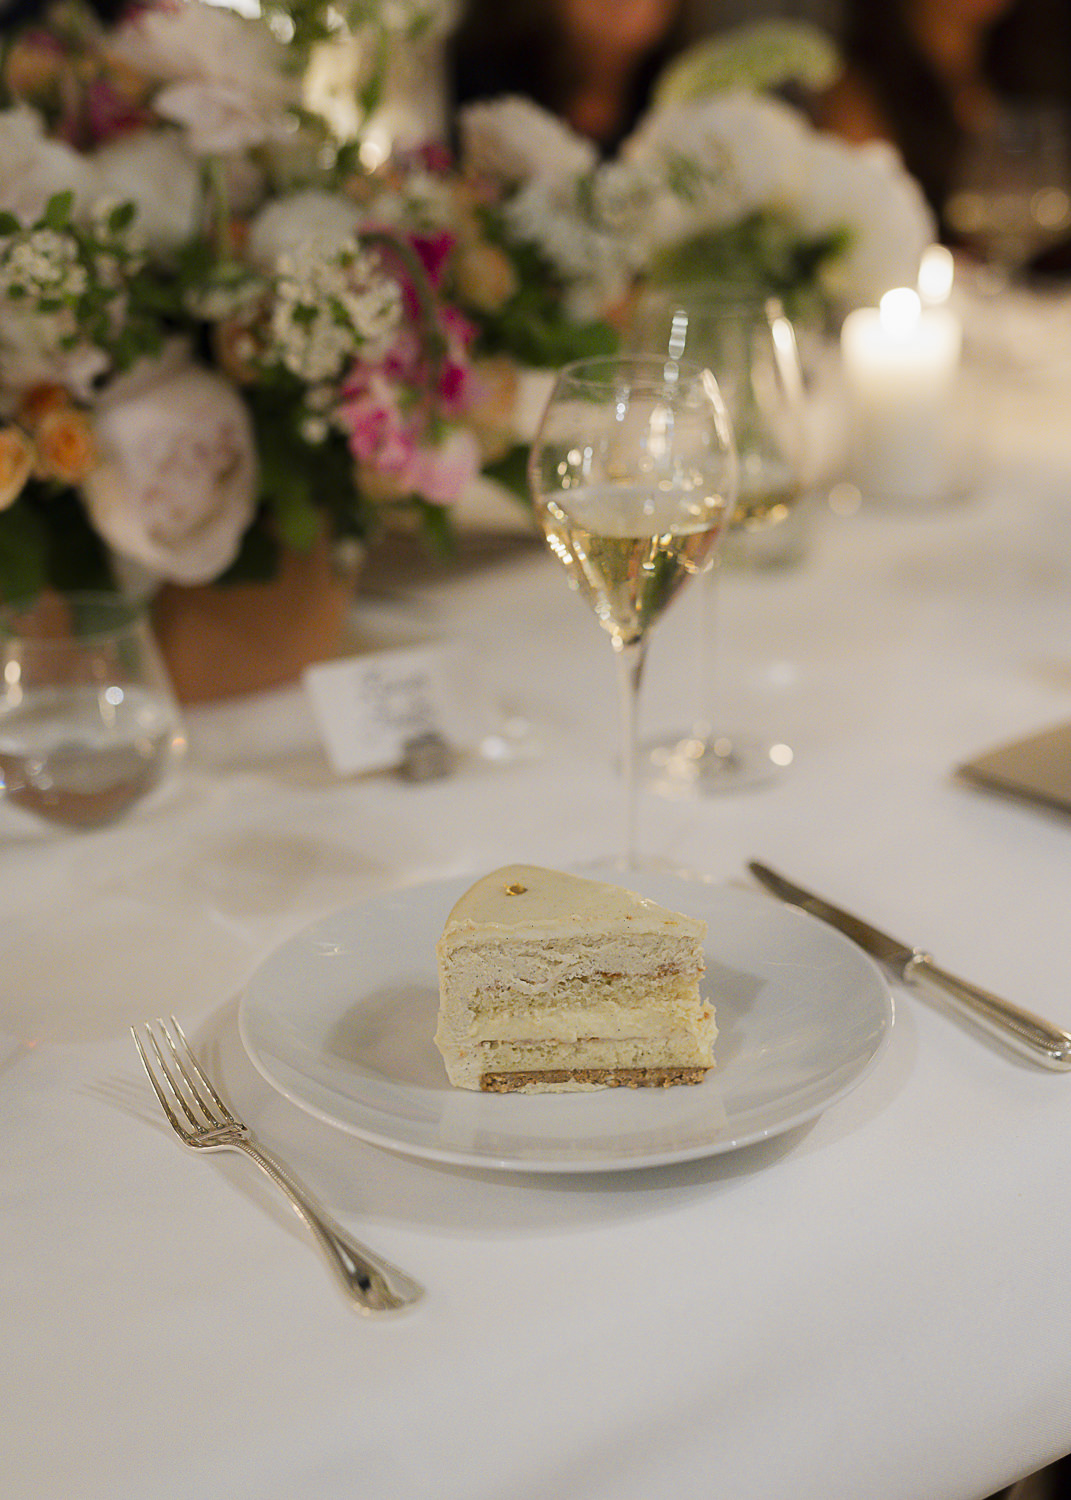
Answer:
[84,80,152,145]
[337,376,414,477]
[404,427,481,506]
[410,229,455,290]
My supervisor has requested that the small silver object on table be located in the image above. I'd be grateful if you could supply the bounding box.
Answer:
[399,731,452,782]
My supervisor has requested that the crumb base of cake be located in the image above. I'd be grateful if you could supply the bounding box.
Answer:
[479,1066,709,1092]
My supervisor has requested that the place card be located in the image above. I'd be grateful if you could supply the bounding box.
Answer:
[303,644,451,775]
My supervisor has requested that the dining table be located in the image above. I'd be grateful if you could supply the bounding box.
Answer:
[5,280,1071,1500]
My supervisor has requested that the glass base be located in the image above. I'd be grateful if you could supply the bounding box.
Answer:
[643,730,792,797]
[569,851,719,881]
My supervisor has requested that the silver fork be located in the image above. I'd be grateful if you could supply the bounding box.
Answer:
[131,1017,423,1314]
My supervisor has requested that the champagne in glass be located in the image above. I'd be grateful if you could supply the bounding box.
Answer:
[528,356,736,870]
[628,286,806,793]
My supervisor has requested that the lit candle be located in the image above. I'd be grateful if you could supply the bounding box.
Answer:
[840,287,962,503]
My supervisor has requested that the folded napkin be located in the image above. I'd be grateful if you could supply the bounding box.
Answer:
[959,719,1071,814]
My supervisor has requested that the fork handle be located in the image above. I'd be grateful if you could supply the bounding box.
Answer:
[233,1137,423,1313]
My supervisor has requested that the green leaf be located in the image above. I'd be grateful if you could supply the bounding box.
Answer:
[42,191,74,231]
[0,210,21,237]
[108,200,138,233]
[481,444,535,504]
[0,502,49,601]
[407,497,455,558]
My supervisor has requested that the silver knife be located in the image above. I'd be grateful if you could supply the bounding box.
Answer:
[748,861,1071,1071]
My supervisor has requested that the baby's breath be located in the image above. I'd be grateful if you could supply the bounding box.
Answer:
[267,241,401,383]
[0,228,88,305]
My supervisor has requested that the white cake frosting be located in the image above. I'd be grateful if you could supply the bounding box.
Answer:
[435,864,715,1092]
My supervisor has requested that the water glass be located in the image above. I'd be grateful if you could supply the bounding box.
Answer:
[0,592,185,831]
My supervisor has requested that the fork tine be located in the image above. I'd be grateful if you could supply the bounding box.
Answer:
[169,1016,237,1125]
[131,1025,187,1136]
[147,1020,210,1130]
[152,1018,216,1129]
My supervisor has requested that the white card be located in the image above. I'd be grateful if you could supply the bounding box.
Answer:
[303,644,450,775]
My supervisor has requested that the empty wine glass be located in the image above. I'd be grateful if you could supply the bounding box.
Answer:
[527,354,737,870]
[945,101,1071,286]
[0,592,185,831]
[628,285,806,793]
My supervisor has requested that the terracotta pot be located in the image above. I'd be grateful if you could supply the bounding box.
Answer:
[150,536,360,704]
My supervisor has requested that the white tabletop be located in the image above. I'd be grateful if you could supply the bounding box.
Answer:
[5,309,1071,1500]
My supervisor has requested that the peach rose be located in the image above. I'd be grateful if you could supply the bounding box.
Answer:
[2,38,67,99]
[454,240,518,315]
[33,406,97,484]
[0,425,34,510]
[16,383,69,430]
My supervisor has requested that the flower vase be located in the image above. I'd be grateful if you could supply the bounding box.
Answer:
[149,535,361,704]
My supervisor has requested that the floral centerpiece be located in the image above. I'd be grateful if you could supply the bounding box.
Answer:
[0,0,615,606]
[457,85,936,327]
[0,1,935,618]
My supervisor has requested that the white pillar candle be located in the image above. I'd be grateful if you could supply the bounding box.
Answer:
[840,288,962,503]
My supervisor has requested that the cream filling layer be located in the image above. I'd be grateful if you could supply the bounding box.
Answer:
[474,1032,717,1071]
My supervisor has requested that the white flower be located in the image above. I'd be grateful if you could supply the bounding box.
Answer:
[248,190,364,271]
[107,2,297,155]
[92,131,201,255]
[0,307,109,402]
[0,105,101,226]
[353,0,461,35]
[83,351,258,585]
[792,137,936,303]
[618,92,808,249]
[460,97,598,184]
[613,91,935,304]
[504,176,631,320]
[267,240,401,382]
[0,224,110,400]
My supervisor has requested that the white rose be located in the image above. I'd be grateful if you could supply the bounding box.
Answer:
[460,97,598,184]
[248,190,363,271]
[792,136,936,304]
[0,105,101,225]
[107,2,297,155]
[621,92,808,237]
[84,352,258,585]
[92,130,201,255]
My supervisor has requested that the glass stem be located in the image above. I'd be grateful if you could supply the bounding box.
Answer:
[689,555,721,747]
[614,634,648,872]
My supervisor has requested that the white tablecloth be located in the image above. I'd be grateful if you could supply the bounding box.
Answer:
[5,342,1071,1500]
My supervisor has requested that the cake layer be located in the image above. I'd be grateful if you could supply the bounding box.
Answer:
[481,1067,709,1093]
[444,1026,717,1090]
[440,934,702,997]
[438,972,710,1043]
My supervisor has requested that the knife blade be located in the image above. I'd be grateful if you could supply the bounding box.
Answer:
[748,861,1071,1071]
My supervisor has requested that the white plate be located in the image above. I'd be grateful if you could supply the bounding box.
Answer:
[238,868,893,1173]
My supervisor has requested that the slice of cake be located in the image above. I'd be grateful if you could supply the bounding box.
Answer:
[434,864,715,1092]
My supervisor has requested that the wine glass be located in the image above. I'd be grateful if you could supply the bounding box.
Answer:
[527,355,736,871]
[0,592,185,831]
[945,102,1071,286]
[628,285,806,793]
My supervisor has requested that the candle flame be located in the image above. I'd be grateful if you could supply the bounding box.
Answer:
[879,287,921,339]
[918,245,954,305]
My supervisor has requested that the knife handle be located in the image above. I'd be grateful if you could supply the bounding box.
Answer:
[905,953,1071,1070]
